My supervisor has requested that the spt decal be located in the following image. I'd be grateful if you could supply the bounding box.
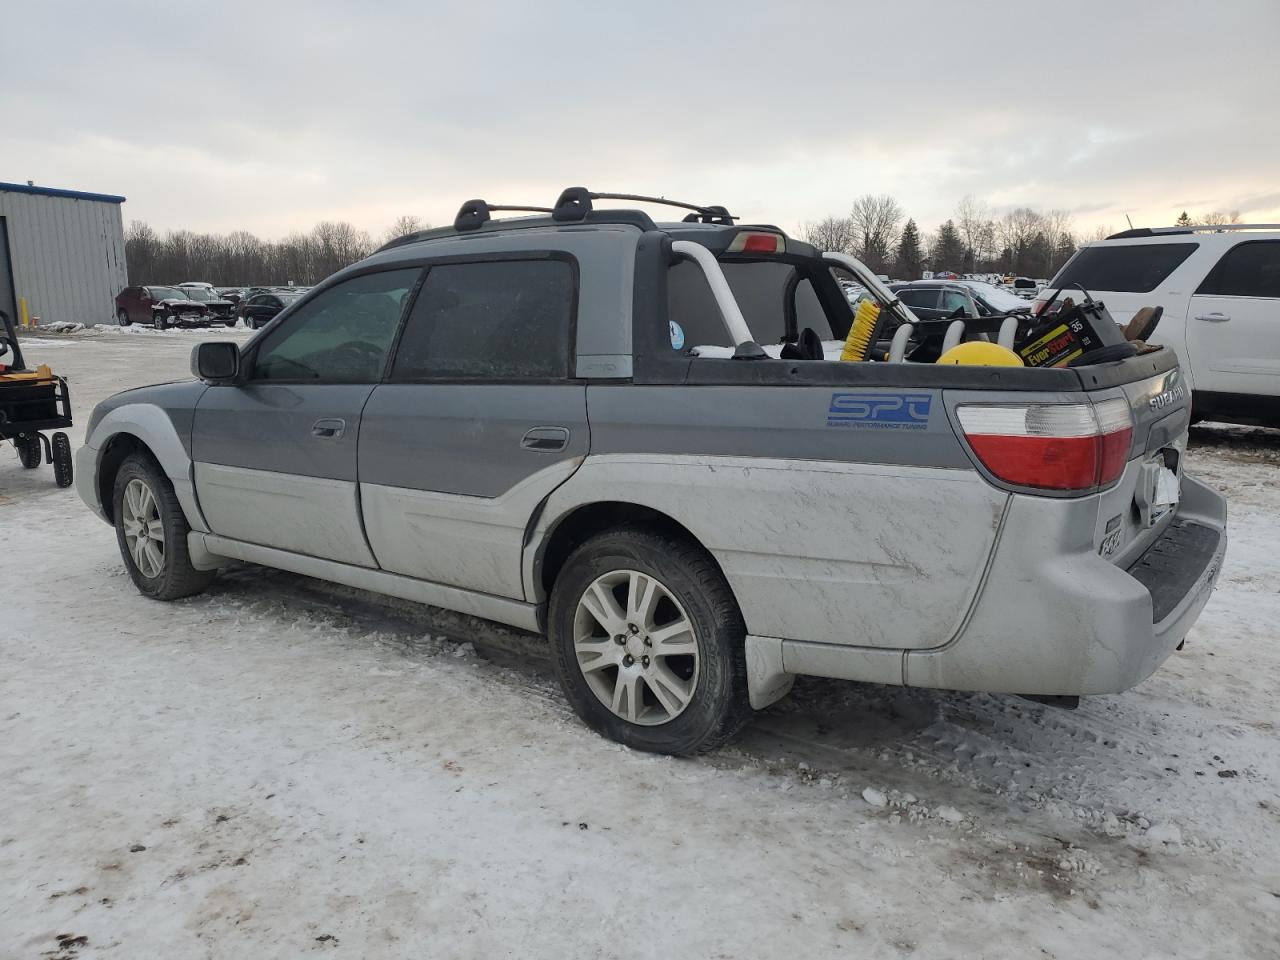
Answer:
[827,392,932,430]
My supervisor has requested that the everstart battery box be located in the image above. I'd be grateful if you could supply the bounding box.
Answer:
[1017,299,1125,367]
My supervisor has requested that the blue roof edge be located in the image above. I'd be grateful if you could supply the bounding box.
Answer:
[0,181,127,204]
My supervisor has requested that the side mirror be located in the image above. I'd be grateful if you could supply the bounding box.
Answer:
[192,341,241,382]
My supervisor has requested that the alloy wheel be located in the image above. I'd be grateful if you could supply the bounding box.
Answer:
[573,569,700,726]
[121,478,165,578]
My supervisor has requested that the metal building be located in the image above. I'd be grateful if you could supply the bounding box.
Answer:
[0,181,127,328]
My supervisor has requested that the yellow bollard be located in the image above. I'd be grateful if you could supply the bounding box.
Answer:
[18,297,29,328]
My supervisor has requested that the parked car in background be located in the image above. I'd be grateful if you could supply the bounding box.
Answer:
[115,286,209,329]
[953,280,1034,315]
[890,280,1030,320]
[180,286,238,325]
[238,290,303,329]
[838,279,874,307]
[1035,223,1280,426]
[1011,277,1039,299]
[216,287,246,306]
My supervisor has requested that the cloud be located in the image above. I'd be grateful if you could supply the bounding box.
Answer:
[4,0,1278,239]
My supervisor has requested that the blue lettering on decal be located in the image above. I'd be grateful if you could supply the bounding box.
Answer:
[826,392,932,429]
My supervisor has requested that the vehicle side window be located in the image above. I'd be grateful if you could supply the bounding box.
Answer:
[1051,243,1197,293]
[1195,241,1280,298]
[252,269,419,382]
[940,289,970,314]
[896,288,939,309]
[390,259,574,381]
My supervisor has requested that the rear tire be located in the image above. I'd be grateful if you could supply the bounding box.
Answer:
[117,308,132,327]
[113,453,214,600]
[548,526,752,756]
[51,432,73,488]
[15,434,41,468]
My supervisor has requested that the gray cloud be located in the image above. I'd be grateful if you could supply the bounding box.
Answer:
[4,0,1278,239]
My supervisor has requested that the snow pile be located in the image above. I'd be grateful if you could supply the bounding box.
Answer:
[1,337,1277,958]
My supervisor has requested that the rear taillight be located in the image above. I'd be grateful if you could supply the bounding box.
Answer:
[956,398,1134,492]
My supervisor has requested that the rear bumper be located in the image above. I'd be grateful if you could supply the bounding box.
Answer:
[902,475,1226,696]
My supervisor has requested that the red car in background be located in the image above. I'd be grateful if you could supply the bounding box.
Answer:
[115,286,210,329]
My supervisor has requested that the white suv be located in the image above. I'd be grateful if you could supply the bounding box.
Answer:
[1035,225,1280,427]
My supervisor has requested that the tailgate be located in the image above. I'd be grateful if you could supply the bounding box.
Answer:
[1083,351,1191,567]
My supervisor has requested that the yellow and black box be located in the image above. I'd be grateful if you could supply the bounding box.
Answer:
[1017,302,1124,368]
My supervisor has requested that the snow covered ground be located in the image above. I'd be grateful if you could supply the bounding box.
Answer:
[2,328,1277,959]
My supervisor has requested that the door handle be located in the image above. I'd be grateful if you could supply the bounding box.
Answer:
[311,418,346,439]
[1195,312,1231,322]
[521,426,570,452]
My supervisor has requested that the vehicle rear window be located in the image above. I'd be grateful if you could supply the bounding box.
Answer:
[391,258,575,380]
[1195,240,1280,298]
[1049,243,1198,294]
[668,258,844,349]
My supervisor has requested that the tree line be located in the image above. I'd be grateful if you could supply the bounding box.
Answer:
[125,201,1246,289]
[124,215,427,286]
[799,195,1081,281]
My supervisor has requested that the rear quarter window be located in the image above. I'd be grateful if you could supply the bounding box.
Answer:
[1195,240,1280,298]
[1049,242,1198,294]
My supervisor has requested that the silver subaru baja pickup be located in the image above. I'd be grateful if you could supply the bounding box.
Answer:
[77,188,1226,756]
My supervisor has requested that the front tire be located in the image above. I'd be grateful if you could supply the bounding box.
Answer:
[153,311,169,330]
[548,527,751,756]
[113,453,214,600]
[117,308,132,327]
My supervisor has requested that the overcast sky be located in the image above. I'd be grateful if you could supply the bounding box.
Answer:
[4,0,1278,242]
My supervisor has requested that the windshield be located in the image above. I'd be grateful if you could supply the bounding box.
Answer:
[149,287,186,300]
[960,281,1029,313]
[182,287,216,301]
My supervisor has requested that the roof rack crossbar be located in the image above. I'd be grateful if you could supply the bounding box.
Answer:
[454,199,556,232]
[552,187,736,225]
[1107,223,1280,239]
[590,192,737,223]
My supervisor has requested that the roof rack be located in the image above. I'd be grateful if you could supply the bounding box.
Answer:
[378,186,746,253]
[1107,223,1280,240]
[454,199,554,232]
[551,187,737,225]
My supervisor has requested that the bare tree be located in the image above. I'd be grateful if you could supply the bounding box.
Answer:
[1193,210,1242,225]
[848,194,903,273]
[955,195,993,267]
[798,216,855,254]
[384,214,425,242]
